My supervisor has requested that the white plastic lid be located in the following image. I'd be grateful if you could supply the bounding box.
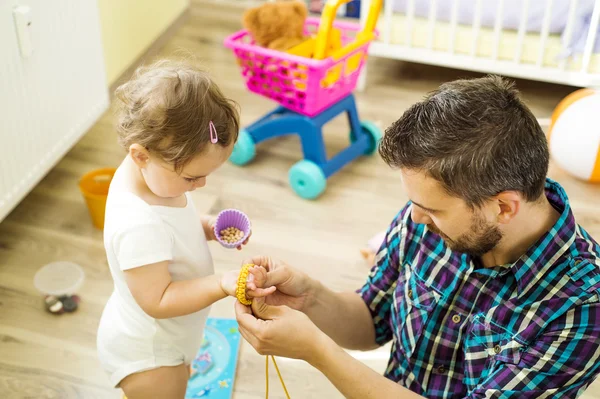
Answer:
[33,261,85,296]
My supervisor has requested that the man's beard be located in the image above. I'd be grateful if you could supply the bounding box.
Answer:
[428,214,503,257]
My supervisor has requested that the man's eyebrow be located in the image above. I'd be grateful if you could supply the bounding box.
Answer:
[410,200,439,213]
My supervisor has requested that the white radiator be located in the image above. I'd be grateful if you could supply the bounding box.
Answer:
[0,0,109,223]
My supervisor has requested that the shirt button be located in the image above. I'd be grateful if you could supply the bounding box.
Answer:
[452,314,461,324]
[408,289,413,297]
[437,365,446,374]
[493,345,501,354]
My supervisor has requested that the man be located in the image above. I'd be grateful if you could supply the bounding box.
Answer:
[235,76,600,398]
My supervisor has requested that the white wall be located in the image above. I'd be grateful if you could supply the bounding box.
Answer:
[0,0,109,222]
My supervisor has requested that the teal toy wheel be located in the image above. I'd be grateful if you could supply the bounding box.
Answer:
[229,129,256,166]
[350,121,383,155]
[288,160,327,200]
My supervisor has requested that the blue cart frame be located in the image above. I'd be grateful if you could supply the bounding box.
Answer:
[229,94,381,199]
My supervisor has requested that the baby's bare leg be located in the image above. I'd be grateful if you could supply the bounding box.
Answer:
[119,364,189,399]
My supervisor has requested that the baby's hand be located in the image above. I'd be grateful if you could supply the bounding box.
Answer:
[245,265,268,292]
[235,230,251,251]
[204,216,251,250]
[220,265,275,300]
[202,216,218,241]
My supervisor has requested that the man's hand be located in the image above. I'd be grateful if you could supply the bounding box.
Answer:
[220,266,275,298]
[243,256,316,311]
[242,255,378,351]
[234,297,423,399]
[235,298,327,362]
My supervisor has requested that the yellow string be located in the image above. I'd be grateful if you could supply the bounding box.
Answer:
[269,355,291,399]
[237,264,291,398]
[265,355,269,398]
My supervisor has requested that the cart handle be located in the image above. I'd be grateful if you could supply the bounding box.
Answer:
[313,0,383,60]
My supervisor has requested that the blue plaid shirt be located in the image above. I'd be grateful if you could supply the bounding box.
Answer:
[360,179,600,398]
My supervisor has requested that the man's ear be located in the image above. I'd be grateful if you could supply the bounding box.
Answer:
[494,191,521,224]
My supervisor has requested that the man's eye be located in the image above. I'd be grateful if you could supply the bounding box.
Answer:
[184,177,198,183]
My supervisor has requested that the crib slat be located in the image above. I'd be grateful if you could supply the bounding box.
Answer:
[492,0,504,60]
[448,0,460,53]
[582,0,600,73]
[383,0,393,44]
[514,0,530,63]
[537,0,553,67]
[427,0,437,49]
[471,0,482,56]
[559,0,578,70]
[406,0,415,47]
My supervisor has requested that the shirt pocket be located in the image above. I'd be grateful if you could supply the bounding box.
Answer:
[463,316,523,390]
[397,271,441,359]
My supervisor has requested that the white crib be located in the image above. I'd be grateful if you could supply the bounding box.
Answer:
[358,0,600,88]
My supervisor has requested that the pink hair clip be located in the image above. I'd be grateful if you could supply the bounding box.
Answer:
[209,121,218,144]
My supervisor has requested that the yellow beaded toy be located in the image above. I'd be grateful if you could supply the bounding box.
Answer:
[237,264,291,399]
[236,264,254,305]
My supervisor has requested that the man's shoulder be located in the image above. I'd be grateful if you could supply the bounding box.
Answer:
[565,226,600,295]
[573,223,600,258]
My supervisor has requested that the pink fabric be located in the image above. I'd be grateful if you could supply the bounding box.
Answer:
[368,231,386,252]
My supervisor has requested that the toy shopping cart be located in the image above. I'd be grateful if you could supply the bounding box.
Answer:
[224,0,383,199]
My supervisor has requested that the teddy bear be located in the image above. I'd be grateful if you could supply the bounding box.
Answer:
[242,0,309,52]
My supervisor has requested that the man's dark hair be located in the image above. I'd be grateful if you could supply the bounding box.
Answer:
[379,75,549,207]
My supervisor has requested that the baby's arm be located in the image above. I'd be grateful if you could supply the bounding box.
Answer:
[124,262,274,319]
[125,261,225,319]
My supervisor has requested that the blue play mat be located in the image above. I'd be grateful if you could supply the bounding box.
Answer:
[186,318,242,399]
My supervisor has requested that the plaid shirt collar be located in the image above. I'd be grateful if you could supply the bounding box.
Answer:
[501,178,577,295]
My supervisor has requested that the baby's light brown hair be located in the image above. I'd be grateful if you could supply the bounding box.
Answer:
[114,59,240,172]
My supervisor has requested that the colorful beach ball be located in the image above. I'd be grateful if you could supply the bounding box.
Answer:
[548,88,600,183]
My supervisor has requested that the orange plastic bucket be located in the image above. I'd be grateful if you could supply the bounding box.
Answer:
[78,168,116,229]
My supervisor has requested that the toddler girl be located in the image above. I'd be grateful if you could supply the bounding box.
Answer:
[96,60,272,399]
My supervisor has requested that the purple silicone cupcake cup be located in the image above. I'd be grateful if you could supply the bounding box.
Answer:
[214,209,252,249]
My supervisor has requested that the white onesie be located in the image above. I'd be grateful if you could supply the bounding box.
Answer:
[97,191,214,387]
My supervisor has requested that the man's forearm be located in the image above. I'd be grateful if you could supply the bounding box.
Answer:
[305,280,377,350]
[309,335,424,399]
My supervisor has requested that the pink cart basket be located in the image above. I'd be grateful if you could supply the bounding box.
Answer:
[224,0,382,117]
